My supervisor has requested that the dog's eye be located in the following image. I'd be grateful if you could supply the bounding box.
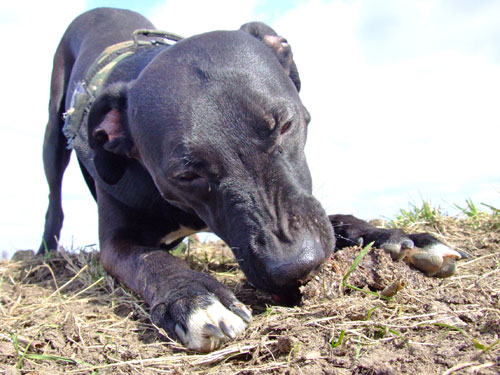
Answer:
[175,171,200,182]
[280,121,292,135]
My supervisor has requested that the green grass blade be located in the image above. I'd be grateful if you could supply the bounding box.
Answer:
[432,322,467,335]
[483,338,500,352]
[344,284,387,299]
[342,242,373,289]
[354,334,362,359]
[331,330,345,348]
[23,353,81,365]
[365,306,378,320]
[481,202,499,213]
[432,323,493,352]
[472,339,486,351]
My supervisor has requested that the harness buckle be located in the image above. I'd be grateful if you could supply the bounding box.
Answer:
[132,29,183,49]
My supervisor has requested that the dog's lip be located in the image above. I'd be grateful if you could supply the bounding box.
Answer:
[297,262,324,285]
[270,263,324,306]
[247,279,302,306]
[271,287,302,306]
[271,293,289,304]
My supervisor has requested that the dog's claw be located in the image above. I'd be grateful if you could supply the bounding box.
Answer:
[230,303,252,323]
[457,249,471,259]
[205,323,226,339]
[401,240,414,250]
[219,320,236,338]
[381,240,413,262]
[175,324,188,345]
[174,297,247,352]
[153,295,250,352]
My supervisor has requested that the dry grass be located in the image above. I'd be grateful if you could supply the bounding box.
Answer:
[1,206,499,374]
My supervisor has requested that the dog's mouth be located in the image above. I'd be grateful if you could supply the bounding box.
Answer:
[272,288,301,306]
[269,262,324,306]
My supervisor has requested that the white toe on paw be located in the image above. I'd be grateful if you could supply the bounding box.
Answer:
[408,244,464,276]
[427,244,464,259]
[176,296,250,352]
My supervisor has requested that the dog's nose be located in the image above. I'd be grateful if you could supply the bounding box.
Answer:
[267,234,327,288]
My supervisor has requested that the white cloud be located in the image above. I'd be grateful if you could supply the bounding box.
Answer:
[269,0,500,218]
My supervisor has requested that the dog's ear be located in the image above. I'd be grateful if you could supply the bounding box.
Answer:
[240,22,301,92]
[87,82,135,185]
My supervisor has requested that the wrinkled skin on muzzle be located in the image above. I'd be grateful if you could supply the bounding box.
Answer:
[128,30,335,303]
[215,173,335,300]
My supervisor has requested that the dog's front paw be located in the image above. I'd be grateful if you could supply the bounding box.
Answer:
[151,293,251,352]
[377,235,414,262]
[406,233,470,278]
[363,228,414,261]
[175,296,250,352]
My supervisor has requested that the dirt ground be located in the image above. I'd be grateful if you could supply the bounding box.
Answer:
[1,210,499,374]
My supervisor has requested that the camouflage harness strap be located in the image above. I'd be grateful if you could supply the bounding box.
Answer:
[63,29,183,149]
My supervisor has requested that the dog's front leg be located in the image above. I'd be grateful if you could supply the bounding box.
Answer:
[329,214,469,277]
[96,187,251,352]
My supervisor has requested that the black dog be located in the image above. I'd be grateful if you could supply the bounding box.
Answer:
[39,8,467,352]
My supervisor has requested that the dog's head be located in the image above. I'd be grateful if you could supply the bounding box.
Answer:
[88,23,335,304]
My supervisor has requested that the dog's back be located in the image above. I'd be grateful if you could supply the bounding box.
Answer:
[56,8,155,108]
[39,8,156,253]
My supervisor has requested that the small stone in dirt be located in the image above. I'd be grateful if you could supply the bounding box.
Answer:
[380,279,405,298]
[277,335,298,354]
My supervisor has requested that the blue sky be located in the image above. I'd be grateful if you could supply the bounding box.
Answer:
[1,0,499,256]
[86,0,304,28]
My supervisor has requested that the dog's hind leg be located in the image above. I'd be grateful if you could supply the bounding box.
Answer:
[39,42,74,254]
